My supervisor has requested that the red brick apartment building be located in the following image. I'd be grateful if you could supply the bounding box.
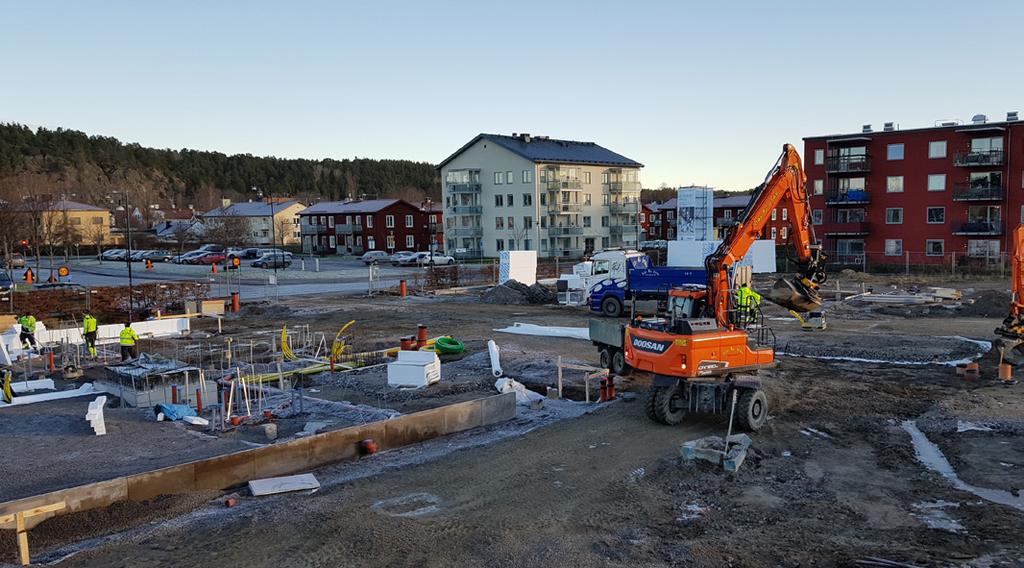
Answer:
[644,194,790,243]
[298,199,444,255]
[804,112,1023,266]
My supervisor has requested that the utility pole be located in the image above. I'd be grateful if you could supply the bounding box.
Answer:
[120,193,135,323]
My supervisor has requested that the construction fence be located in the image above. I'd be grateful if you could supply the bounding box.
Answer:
[778,249,1014,278]
[0,281,211,323]
[399,259,565,293]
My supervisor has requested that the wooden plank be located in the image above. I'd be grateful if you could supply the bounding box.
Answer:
[248,473,319,496]
[0,501,66,524]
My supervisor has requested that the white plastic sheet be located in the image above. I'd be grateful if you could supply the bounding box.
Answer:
[494,377,544,406]
[493,323,590,341]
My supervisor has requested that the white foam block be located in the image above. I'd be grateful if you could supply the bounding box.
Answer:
[248,473,320,496]
[183,415,209,427]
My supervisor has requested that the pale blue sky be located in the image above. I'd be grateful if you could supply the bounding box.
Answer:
[2,0,1022,191]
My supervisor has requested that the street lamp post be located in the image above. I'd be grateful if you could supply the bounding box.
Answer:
[118,194,135,323]
[254,186,278,280]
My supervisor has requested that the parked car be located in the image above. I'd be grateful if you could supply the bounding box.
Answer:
[171,251,206,264]
[225,247,248,259]
[5,253,26,269]
[258,248,293,259]
[141,250,173,262]
[128,250,150,262]
[0,272,12,291]
[197,244,225,253]
[252,252,291,269]
[415,252,455,266]
[390,251,417,266]
[361,251,389,265]
[190,252,227,265]
[242,247,263,259]
[98,249,127,261]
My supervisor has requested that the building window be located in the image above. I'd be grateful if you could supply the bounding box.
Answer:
[346,215,352,225]
[507,216,514,229]
[723,210,733,220]
[887,143,904,160]
[329,236,336,248]
[583,216,592,228]
[927,174,946,192]
[406,235,415,248]
[771,209,777,221]
[813,180,823,195]
[602,194,610,206]
[782,209,788,221]
[506,171,513,184]
[70,217,82,225]
[495,194,504,207]
[926,207,945,224]
[585,194,592,206]
[496,239,505,251]
[601,237,610,248]
[814,149,824,165]
[507,194,514,207]
[429,214,437,223]
[494,172,504,185]
[366,215,373,228]
[781,227,788,240]
[601,216,609,227]
[886,208,903,224]
[539,193,546,206]
[812,209,823,225]
[929,140,947,159]
[886,176,904,193]
[926,240,944,256]
[92,216,103,225]
[770,227,777,239]
[386,235,395,249]
[405,214,413,228]
[386,215,395,228]
[495,217,504,230]
[523,170,533,183]
[523,194,533,206]
[584,172,592,184]
[885,239,903,256]
[366,236,374,249]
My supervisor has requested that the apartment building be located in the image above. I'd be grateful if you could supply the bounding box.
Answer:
[438,133,643,258]
[298,199,442,255]
[805,112,1024,265]
[201,199,304,245]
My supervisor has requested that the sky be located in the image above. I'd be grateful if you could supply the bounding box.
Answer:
[3,0,1023,191]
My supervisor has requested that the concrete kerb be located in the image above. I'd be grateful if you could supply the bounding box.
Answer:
[0,392,516,530]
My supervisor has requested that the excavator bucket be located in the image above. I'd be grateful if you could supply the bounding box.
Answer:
[996,337,1024,367]
[766,277,824,313]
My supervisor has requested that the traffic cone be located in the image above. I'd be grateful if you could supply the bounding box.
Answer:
[211,263,218,274]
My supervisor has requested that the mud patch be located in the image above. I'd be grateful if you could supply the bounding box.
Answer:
[371,492,441,518]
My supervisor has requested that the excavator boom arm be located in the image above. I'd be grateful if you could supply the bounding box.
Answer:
[705,144,826,325]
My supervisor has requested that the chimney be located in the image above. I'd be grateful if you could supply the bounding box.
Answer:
[883,122,895,132]
[221,198,231,208]
[862,124,872,133]
[972,113,987,124]
[1008,111,1019,122]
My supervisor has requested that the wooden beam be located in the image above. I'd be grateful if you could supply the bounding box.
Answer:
[0,501,66,566]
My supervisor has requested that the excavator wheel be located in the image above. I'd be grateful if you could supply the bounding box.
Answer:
[734,389,768,432]
[611,350,628,376]
[645,384,688,425]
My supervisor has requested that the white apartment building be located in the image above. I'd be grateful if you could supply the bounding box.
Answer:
[437,133,643,258]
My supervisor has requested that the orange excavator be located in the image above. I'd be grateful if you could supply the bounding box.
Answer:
[995,225,1024,373]
[594,144,827,431]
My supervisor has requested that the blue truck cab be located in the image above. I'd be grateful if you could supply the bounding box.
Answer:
[586,252,706,317]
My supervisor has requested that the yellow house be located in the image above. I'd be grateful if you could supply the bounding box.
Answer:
[36,200,114,246]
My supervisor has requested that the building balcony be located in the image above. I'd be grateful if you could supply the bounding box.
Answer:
[550,247,585,258]
[715,217,736,227]
[825,156,871,174]
[952,183,1005,201]
[333,224,352,235]
[299,224,325,235]
[546,180,582,191]
[548,226,584,236]
[954,150,1004,167]
[824,222,870,236]
[953,221,1003,235]
[609,224,639,236]
[549,203,583,214]
[603,181,641,194]
[450,205,483,215]
[825,189,869,205]
[448,183,482,194]
[448,227,483,237]
[608,201,640,214]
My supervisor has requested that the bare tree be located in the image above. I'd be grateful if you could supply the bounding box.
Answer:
[203,217,253,248]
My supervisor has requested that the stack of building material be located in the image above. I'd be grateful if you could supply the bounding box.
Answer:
[387,350,441,388]
[86,396,107,436]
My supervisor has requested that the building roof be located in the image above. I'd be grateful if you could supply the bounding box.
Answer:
[714,194,752,208]
[804,117,1024,141]
[298,199,402,215]
[437,133,643,170]
[650,198,677,211]
[52,200,106,212]
[203,200,302,218]
[419,202,443,213]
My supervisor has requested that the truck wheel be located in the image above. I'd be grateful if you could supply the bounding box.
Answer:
[599,348,612,371]
[611,350,627,375]
[645,385,687,425]
[734,389,768,432]
[601,296,623,318]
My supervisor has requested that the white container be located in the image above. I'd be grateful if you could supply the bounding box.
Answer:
[387,351,441,388]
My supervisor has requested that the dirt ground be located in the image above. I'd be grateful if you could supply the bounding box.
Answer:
[3,281,1024,567]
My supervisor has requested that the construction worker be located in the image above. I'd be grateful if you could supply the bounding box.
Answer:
[18,313,38,350]
[735,283,762,325]
[82,310,98,359]
[119,322,139,361]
